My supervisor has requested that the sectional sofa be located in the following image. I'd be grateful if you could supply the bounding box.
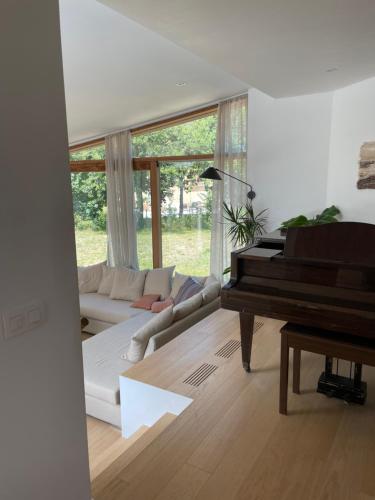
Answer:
[79,264,221,427]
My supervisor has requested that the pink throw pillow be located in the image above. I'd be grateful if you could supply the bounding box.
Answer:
[151,297,174,313]
[131,294,160,310]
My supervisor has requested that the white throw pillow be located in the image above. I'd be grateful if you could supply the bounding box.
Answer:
[126,305,174,362]
[205,274,220,287]
[173,292,203,322]
[77,261,104,293]
[202,280,221,305]
[170,272,207,299]
[110,268,148,301]
[97,265,117,295]
[144,266,175,300]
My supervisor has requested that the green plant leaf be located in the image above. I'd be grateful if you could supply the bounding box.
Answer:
[223,202,268,247]
[280,206,341,229]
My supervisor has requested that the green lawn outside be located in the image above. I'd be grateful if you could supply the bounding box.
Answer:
[75,227,211,276]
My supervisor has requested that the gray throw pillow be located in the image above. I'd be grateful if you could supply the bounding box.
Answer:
[174,277,204,305]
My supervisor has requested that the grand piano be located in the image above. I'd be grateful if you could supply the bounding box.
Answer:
[221,222,375,401]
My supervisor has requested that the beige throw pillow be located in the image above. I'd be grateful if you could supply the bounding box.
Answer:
[97,265,117,295]
[202,280,221,305]
[77,261,104,293]
[205,275,220,287]
[126,305,174,362]
[144,266,175,300]
[110,268,147,301]
[170,272,207,299]
[173,292,202,322]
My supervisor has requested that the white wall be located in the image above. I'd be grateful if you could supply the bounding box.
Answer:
[327,77,375,223]
[0,2,91,500]
[248,89,333,230]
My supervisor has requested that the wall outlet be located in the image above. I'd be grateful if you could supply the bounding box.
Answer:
[2,300,46,340]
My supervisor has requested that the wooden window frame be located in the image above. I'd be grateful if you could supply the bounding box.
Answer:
[133,159,162,269]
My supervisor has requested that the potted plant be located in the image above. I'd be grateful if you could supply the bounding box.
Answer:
[222,202,268,274]
[279,205,341,234]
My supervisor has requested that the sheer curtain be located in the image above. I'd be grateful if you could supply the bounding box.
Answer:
[210,94,248,280]
[105,130,139,269]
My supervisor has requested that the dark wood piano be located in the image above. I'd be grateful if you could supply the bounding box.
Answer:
[221,222,375,394]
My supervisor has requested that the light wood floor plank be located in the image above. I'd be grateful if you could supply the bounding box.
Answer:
[88,309,375,500]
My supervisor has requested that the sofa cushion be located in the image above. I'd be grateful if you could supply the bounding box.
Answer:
[174,277,204,305]
[82,312,153,405]
[131,294,160,310]
[78,262,104,293]
[126,305,174,363]
[205,275,220,287]
[80,293,142,324]
[170,272,207,299]
[110,268,148,301]
[98,265,117,295]
[151,297,174,313]
[202,279,221,305]
[173,292,203,322]
[144,266,175,300]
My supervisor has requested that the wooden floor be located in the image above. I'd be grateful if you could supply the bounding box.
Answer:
[87,309,375,500]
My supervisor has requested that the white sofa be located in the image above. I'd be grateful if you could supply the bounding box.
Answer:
[81,275,220,427]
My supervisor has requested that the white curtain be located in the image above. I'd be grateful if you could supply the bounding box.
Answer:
[210,94,248,281]
[105,131,139,269]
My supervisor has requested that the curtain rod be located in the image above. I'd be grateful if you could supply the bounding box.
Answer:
[69,89,249,148]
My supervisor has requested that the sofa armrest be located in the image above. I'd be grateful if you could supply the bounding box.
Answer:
[144,298,220,357]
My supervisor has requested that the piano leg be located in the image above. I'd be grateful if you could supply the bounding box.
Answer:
[354,363,363,389]
[239,311,254,372]
[325,356,333,376]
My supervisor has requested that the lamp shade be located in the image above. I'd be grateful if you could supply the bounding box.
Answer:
[199,166,222,181]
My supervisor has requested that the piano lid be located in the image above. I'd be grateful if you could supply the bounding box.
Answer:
[284,222,375,266]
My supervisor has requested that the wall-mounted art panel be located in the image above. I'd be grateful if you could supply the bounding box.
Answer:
[358,142,375,189]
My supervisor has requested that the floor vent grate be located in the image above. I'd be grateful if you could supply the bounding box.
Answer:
[183,363,218,387]
[255,321,264,332]
[215,339,241,359]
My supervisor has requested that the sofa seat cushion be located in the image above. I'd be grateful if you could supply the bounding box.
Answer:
[82,312,153,405]
[80,293,142,324]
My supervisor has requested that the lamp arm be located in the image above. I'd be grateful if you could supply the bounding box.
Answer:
[215,168,254,191]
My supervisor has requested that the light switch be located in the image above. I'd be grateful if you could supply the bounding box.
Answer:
[2,301,46,340]
[9,313,26,333]
[28,307,42,325]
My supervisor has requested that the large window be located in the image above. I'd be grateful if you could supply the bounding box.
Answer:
[134,169,153,269]
[160,161,212,275]
[70,145,107,266]
[70,108,218,274]
[132,113,217,157]
[132,110,217,274]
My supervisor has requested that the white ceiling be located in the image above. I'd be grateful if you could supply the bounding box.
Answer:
[59,0,247,144]
[100,0,375,98]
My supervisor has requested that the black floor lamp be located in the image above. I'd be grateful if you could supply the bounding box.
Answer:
[199,166,256,200]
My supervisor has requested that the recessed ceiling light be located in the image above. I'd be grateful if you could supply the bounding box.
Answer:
[326,67,338,73]
[175,82,187,86]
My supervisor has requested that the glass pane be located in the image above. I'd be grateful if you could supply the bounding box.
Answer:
[160,161,213,276]
[134,170,153,270]
[71,172,107,266]
[70,144,105,161]
[132,114,217,157]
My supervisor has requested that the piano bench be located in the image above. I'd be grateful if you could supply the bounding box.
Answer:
[279,322,375,415]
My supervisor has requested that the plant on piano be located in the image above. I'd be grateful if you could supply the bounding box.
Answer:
[222,202,268,275]
[279,205,341,231]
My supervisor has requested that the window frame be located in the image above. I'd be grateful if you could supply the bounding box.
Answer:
[69,105,217,269]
